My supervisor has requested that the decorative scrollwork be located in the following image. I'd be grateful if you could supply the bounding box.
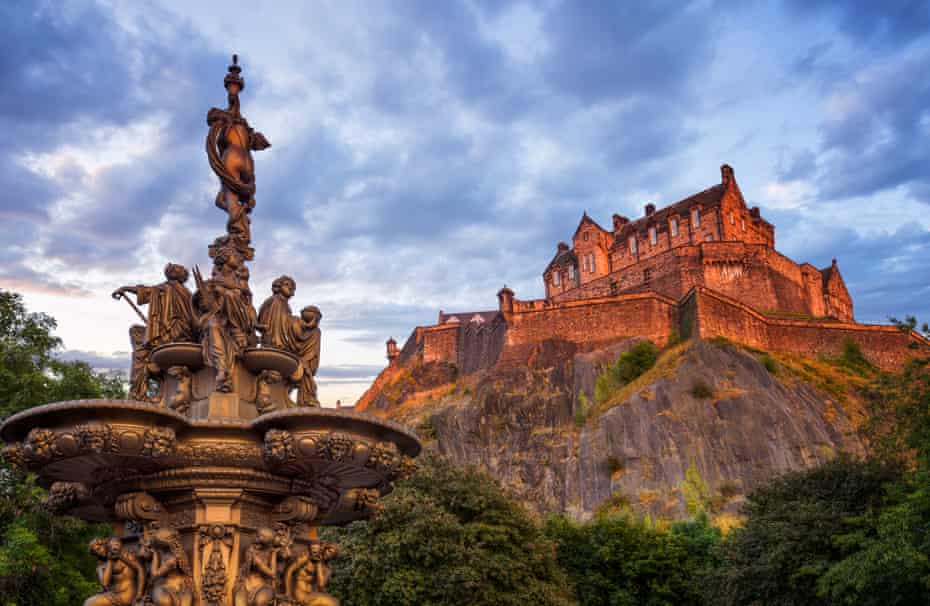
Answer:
[262,429,295,465]
[44,481,90,515]
[76,423,114,453]
[23,427,58,462]
[321,433,354,462]
[1,443,27,472]
[142,427,176,458]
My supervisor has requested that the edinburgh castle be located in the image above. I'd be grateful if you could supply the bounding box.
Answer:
[358,165,927,410]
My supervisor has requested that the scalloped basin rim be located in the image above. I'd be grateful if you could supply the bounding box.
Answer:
[0,399,190,442]
[251,408,422,457]
[0,400,422,457]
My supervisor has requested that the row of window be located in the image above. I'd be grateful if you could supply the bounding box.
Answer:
[551,264,577,287]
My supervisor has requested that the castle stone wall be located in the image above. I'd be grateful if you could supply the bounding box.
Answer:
[691,287,926,370]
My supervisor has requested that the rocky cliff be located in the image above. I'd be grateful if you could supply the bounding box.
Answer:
[357,338,869,521]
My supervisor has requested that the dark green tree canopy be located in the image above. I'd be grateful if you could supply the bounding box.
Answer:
[326,454,576,606]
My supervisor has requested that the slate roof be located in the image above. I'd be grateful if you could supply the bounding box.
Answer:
[438,310,501,325]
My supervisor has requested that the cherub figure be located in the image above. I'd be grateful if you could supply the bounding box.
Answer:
[138,527,194,606]
[283,541,340,606]
[83,537,145,606]
[233,527,278,606]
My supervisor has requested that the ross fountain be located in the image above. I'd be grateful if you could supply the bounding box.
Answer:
[0,55,420,606]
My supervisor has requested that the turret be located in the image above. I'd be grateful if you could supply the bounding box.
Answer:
[497,286,515,314]
[386,337,399,364]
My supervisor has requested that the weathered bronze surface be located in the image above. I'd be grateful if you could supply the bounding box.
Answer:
[0,55,420,606]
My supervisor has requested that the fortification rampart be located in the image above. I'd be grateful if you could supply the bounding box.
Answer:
[687,287,929,370]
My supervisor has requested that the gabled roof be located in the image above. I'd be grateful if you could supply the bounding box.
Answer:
[572,212,609,241]
[613,184,725,242]
[544,247,577,274]
[820,260,848,292]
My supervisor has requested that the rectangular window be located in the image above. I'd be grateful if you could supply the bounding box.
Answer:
[670,218,679,237]
[741,218,746,232]
[729,212,735,225]
[643,268,652,284]
[706,233,714,242]
[590,253,596,273]
[582,255,588,272]
[649,226,657,245]
[553,271,560,286]
[629,236,637,254]
[568,265,575,281]
[692,208,700,228]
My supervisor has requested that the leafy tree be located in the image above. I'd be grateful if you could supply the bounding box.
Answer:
[545,511,719,606]
[0,290,125,606]
[326,455,576,606]
[595,341,658,404]
[816,346,930,604]
[706,456,900,606]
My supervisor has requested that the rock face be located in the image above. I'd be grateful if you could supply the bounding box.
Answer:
[367,338,865,519]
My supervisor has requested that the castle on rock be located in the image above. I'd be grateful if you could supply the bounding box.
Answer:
[358,165,925,409]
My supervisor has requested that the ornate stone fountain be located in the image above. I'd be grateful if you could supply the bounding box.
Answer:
[0,55,420,606]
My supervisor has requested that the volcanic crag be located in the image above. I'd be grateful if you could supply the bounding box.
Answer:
[357,165,929,520]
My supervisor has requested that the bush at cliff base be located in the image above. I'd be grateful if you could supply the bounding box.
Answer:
[544,511,720,606]
[0,290,124,605]
[325,454,576,606]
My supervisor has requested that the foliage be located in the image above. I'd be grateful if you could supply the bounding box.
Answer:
[836,338,872,375]
[705,456,900,606]
[689,379,713,400]
[594,341,658,404]
[545,511,720,606]
[680,461,712,516]
[758,353,778,374]
[0,290,125,606]
[574,392,589,428]
[325,454,576,606]
[889,314,930,338]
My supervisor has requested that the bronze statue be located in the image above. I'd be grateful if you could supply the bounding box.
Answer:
[113,263,195,346]
[206,54,270,248]
[290,306,322,407]
[233,527,278,606]
[138,527,194,606]
[257,275,297,350]
[84,537,146,606]
[283,541,340,606]
[128,324,159,402]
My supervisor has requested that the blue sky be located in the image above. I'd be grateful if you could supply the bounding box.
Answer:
[2,0,929,404]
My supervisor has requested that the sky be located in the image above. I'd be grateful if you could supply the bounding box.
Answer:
[2,0,929,406]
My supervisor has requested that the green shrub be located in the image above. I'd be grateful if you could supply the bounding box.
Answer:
[838,338,872,374]
[759,353,778,374]
[690,379,714,399]
[574,392,590,428]
[594,341,659,404]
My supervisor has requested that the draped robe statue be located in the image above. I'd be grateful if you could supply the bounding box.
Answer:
[290,306,322,407]
[257,276,296,350]
[113,263,195,346]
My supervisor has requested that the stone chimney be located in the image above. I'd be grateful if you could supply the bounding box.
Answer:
[645,203,656,216]
[557,241,569,253]
[721,164,734,186]
[497,285,515,314]
[386,337,399,364]
[612,214,629,231]
[750,206,760,218]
